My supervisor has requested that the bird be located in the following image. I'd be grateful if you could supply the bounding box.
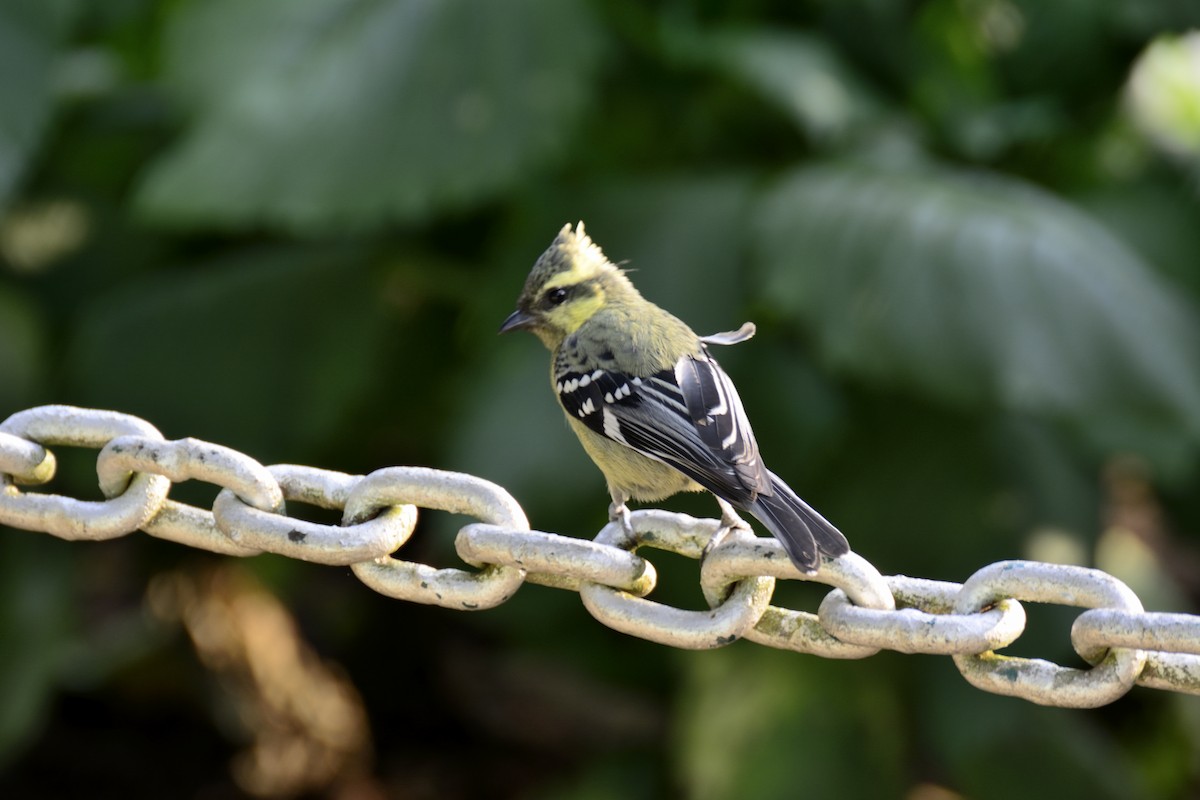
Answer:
[499,222,849,573]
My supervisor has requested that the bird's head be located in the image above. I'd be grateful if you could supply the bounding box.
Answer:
[499,222,637,348]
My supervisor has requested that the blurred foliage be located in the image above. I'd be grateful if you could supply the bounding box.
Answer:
[2,0,1200,797]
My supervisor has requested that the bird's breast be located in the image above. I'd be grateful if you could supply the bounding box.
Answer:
[565,415,702,501]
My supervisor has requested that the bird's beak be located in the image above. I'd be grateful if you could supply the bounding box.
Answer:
[499,309,536,334]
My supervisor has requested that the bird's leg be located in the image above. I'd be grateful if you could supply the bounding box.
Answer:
[608,488,633,537]
[705,497,752,559]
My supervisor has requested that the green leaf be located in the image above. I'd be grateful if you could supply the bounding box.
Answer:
[64,245,390,459]
[136,0,604,231]
[926,675,1148,800]
[0,287,45,409]
[0,537,77,768]
[674,648,905,799]
[755,162,1200,463]
[0,0,75,208]
[1077,178,1200,301]
[679,27,882,145]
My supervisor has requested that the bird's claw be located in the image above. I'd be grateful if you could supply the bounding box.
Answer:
[608,500,633,537]
[704,499,751,560]
[702,527,729,561]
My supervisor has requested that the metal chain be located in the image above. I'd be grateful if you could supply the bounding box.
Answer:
[3,404,1199,708]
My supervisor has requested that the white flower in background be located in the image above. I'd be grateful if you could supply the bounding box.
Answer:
[1126,31,1200,163]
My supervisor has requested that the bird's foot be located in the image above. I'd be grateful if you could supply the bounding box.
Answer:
[704,499,751,560]
[608,500,634,537]
[703,527,730,561]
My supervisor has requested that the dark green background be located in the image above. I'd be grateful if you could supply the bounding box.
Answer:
[2,1,1200,797]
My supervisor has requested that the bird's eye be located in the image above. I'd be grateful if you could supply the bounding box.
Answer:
[546,287,569,306]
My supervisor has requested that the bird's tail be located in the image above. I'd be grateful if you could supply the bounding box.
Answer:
[747,471,849,572]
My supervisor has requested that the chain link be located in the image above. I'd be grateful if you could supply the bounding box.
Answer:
[950,561,1149,708]
[3,405,1199,706]
[579,512,776,650]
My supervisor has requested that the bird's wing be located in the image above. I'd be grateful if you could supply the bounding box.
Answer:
[675,348,771,494]
[555,347,771,503]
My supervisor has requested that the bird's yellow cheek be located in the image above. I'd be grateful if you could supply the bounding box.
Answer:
[544,293,605,334]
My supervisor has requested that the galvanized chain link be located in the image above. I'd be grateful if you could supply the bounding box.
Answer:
[3,404,1199,707]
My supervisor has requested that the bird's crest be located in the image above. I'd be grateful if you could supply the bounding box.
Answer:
[521,222,626,301]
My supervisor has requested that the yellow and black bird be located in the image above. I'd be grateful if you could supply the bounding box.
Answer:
[500,222,849,573]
